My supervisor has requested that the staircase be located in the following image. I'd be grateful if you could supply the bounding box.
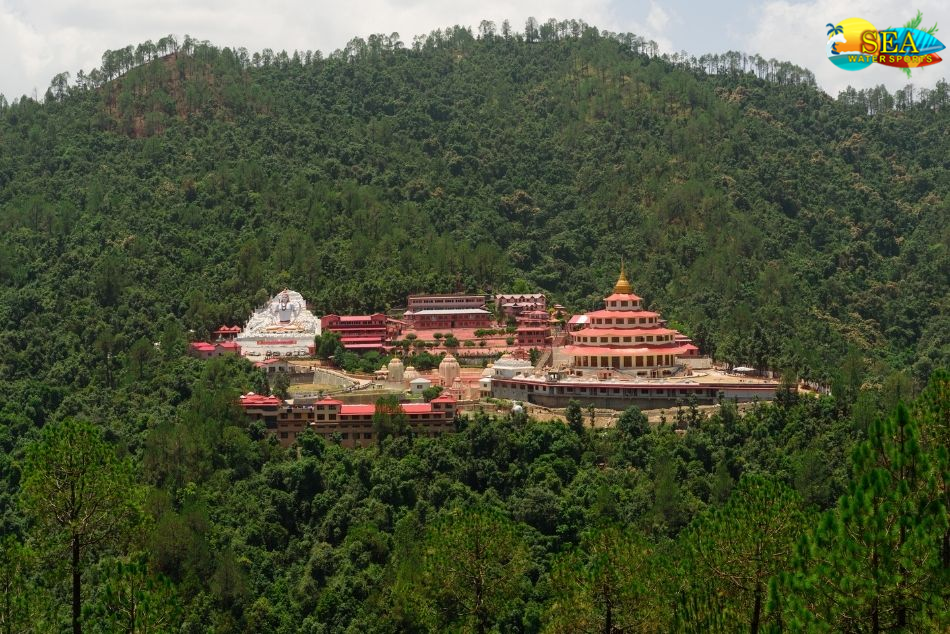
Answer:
[534,347,553,372]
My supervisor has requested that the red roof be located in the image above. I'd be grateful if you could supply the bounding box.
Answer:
[190,342,215,351]
[340,404,375,415]
[218,341,241,349]
[401,403,434,414]
[255,357,286,366]
[604,293,642,302]
[431,393,457,403]
[563,344,696,356]
[584,309,659,319]
[572,327,678,338]
[239,393,282,407]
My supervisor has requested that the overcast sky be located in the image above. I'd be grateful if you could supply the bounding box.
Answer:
[0,0,946,100]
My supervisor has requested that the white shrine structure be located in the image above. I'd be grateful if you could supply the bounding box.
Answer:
[237,289,321,360]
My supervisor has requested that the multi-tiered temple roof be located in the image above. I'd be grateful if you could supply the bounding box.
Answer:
[563,264,698,376]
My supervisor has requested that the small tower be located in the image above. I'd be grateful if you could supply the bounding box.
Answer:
[614,260,633,295]
[439,353,461,387]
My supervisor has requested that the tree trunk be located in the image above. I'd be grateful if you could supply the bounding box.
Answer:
[750,582,762,634]
[72,536,81,634]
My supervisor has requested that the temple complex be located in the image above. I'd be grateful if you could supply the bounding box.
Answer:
[236,289,321,359]
[487,265,777,408]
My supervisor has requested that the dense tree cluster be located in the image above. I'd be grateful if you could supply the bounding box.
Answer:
[1,357,946,631]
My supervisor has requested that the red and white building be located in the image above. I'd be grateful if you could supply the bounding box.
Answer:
[404,294,492,331]
[562,265,698,375]
[239,392,459,447]
[516,310,552,347]
[486,266,776,409]
[321,313,401,351]
[188,340,241,359]
[496,293,547,318]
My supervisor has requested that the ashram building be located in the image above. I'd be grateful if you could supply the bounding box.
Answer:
[403,293,492,330]
[516,310,553,347]
[487,266,777,409]
[564,264,698,376]
[321,313,400,352]
[239,392,458,448]
[188,340,241,359]
[496,293,546,318]
[236,289,321,359]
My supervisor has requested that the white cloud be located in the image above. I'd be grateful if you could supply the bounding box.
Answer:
[749,0,947,96]
[646,2,670,33]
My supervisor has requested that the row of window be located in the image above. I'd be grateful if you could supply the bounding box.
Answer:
[575,335,671,344]
[592,317,655,325]
[575,355,674,368]
[499,382,717,397]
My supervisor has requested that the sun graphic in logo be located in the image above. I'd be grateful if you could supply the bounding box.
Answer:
[827,17,876,70]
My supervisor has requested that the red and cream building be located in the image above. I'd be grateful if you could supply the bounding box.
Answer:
[239,392,459,447]
[403,294,492,331]
[321,313,401,351]
[563,265,697,376]
[516,310,552,347]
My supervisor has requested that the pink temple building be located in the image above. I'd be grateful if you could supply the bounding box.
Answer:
[563,264,698,375]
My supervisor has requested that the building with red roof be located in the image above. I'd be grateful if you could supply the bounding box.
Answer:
[239,393,459,447]
[403,294,492,330]
[321,313,400,351]
[515,309,553,347]
[496,293,546,318]
[483,265,773,410]
[212,325,242,341]
[558,263,699,375]
[188,340,243,360]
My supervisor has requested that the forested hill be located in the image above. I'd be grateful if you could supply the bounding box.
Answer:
[1,23,948,397]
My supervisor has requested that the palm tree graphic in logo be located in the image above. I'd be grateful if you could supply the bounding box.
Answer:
[826,23,846,57]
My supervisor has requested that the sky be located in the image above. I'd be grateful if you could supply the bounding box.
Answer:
[0,0,946,100]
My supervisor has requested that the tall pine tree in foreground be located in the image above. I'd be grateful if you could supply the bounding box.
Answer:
[678,474,808,633]
[780,397,948,632]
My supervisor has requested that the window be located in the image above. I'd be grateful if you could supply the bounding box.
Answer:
[280,432,288,439]
[364,432,372,439]
[341,433,349,439]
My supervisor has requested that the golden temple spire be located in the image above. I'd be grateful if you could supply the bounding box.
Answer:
[613,259,633,294]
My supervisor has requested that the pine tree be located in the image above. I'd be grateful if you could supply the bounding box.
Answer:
[679,474,808,633]
[544,525,667,633]
[19,420,144,634]
[781,403,946,632]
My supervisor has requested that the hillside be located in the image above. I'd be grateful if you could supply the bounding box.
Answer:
[0,22,948,634]
[1,27,948,395]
